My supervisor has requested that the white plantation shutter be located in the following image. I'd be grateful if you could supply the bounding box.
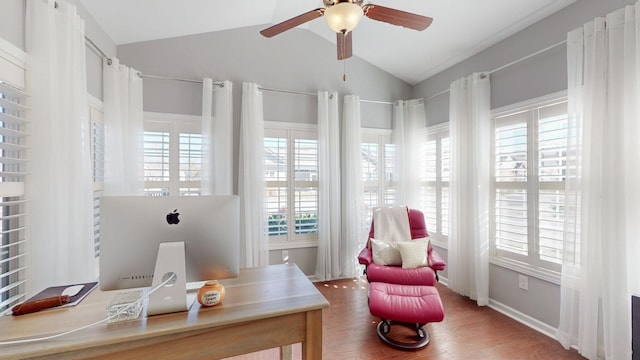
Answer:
[360,140,379,225]
[294,138,318,234]
[264,124,318,246]
[90,101,104,258]
[360,130,394,226]
[144,129,170,195]
[265,134,288,237]
[143,114,202,196]
[383,143,396,205]
[421,125,449,242]
[537,102,567,264]
[178,132,202,196]
[422,136,437,233]
[441,135,450,237]
[494,113,528,257]
[492,95,567,270]
[0,78,28,312]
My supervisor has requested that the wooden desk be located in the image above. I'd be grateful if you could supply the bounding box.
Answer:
[0,263,329,359]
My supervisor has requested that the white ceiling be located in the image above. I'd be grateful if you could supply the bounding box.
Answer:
[78,0,575,85]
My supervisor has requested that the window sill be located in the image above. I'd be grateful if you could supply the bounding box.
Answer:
[489,256,561,285]
[429,237,448,250]
[269,240,318,251]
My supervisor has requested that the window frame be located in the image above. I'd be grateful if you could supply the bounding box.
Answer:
[489,91,568,282]
[264,121,319,250]
[0,38,28,312]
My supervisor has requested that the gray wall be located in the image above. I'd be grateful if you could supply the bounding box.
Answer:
[0,0,115,100]
[415,0,637,331]
[117,25,409,125]
[117,25,411,274]
[0,0,24,50]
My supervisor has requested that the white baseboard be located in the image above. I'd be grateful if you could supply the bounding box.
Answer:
[488,298,557,340]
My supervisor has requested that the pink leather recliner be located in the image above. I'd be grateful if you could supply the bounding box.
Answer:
[357,207,446,350]
[357,208,446,285]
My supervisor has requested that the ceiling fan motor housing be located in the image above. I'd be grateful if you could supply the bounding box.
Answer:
[323,0,364,7]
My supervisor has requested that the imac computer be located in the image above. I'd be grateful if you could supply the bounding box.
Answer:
[99,195,240,316]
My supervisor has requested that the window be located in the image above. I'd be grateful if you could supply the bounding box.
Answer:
[264,123,318,249]
[143,113,202,196]
[491,93,567,273]
[0,76,28,311]
[420,124,449,245]
[361,129,396,226]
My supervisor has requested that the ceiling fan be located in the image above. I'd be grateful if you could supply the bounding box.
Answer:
[260,0,433,60]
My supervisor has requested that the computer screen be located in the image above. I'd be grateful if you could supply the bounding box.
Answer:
[98,195,240,294]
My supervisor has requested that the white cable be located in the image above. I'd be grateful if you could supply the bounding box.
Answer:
[0,274,177,346]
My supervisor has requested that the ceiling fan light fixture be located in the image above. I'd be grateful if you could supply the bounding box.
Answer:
[324,2,363,33]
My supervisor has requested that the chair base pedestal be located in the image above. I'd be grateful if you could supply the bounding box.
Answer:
[376,319,430,350]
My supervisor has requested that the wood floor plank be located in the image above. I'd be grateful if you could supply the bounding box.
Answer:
[225,277,584,360]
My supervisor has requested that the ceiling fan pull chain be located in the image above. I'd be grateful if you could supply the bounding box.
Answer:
[343,60,347,82]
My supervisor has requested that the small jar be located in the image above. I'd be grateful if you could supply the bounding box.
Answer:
[197,280,226,307]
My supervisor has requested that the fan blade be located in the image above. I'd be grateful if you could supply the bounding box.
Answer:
[260,8,325,38]
[363,4,433,31]
[337,31,353,60]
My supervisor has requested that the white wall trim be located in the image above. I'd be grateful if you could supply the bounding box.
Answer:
[491,90,567,116]
[488,298,558,340]
[361,127,392,136]
[269,240,318,251]
[0,36,26,68]
[0,36,26,89]
[265,120,316,132]
[490,256,561,286]
[426,122,449,134]
[88,93,104,110]
[438,280,559,343]
[144,111,201,123]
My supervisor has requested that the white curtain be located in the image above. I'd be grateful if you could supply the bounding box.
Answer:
[556,4,640,359]
[25,0,96,292]
[202,79,233,195]
[447,73,490,306]
[103,58,144,196]
[315,91,342,281]
[239,82,268,268]
[341,95,364,278]
[392,99,426,208]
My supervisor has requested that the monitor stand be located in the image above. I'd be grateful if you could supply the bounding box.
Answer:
[147,241,196,316]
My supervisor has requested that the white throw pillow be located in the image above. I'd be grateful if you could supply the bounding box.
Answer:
[397,237,429,269]
[370,238,402,266]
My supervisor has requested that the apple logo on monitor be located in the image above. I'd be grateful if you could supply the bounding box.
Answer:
[166,209,180,225]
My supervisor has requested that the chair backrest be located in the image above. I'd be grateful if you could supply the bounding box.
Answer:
[368,208,428,240]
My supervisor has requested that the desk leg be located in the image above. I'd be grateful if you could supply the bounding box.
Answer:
[302,309,323,360]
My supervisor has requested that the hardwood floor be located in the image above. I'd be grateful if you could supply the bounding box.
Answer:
[226,277,585,360]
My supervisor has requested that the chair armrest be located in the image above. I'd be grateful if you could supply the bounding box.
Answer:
[358,247,373,266]
[428,249,446,271]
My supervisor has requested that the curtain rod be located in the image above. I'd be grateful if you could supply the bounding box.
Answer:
[84,36,113,65]
[260,86,393,104]
[423,39,568,102]
[83,34,222,87]
[260,87,316,96]
[361,99,393,105]
[137,73,224,87]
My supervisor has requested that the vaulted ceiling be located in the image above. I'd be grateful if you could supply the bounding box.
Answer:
[79,0,575,85]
